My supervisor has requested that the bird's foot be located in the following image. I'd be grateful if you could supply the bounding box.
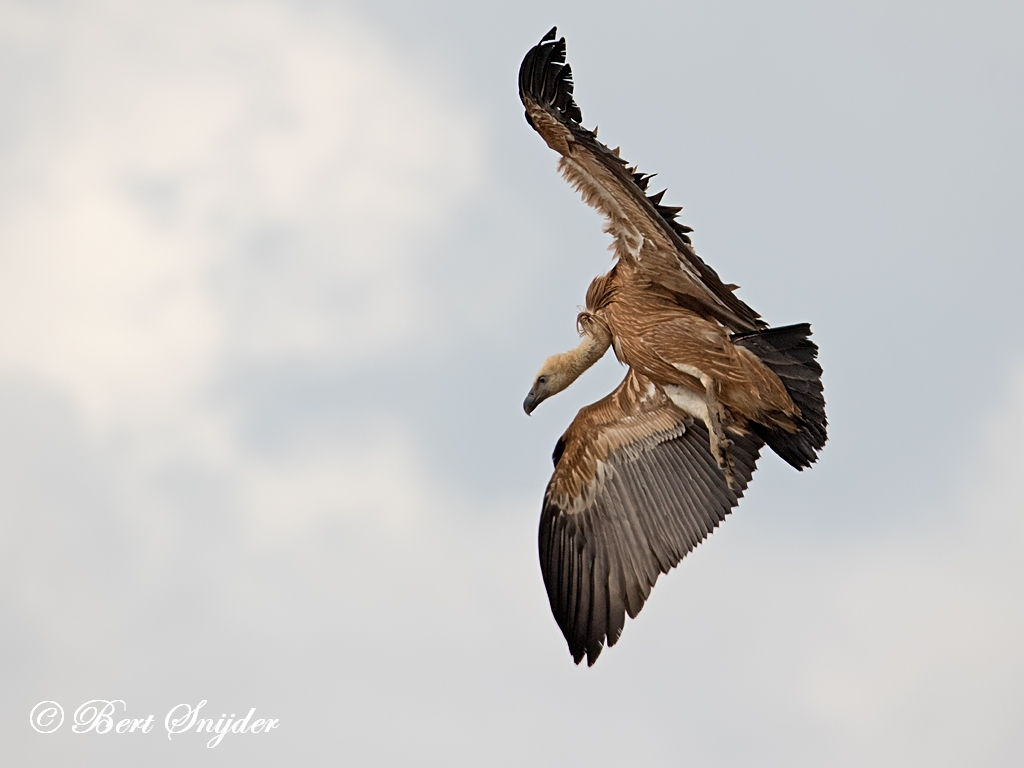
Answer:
[703,376,739,490]
[708,429,739,490]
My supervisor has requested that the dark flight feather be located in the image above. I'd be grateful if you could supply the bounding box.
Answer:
[540,372,763,665]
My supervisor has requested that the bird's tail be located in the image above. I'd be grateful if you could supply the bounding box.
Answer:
[732,323,827,469]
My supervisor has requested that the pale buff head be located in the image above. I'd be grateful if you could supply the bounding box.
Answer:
[523,353,576,415]
[523,322,612,415]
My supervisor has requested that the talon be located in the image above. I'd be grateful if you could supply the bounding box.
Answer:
[724,470,738,490]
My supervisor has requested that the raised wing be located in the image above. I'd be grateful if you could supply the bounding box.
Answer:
[540,369,762,665]
[519,28,764,333]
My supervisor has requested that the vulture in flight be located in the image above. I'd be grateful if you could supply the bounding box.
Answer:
[519,28,827,665]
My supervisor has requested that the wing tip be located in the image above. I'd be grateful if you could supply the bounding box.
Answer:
[518,27,584,126]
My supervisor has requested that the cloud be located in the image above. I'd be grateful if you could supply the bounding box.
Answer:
[0,0,481,439]
[0,2,490,747]
[658,365,1024,765]
[799,366,1024,763]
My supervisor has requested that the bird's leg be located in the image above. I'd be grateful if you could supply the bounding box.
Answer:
[701,375,738,489]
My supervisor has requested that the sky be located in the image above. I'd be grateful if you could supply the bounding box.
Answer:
[1,0,1022,764]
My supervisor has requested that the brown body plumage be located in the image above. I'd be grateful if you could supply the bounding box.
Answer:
[586,266,800,472]
[520,28,827,665]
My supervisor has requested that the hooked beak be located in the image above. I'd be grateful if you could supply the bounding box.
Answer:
[523,390,539,415]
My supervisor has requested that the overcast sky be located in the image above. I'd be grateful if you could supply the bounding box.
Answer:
[2,0,1022,765]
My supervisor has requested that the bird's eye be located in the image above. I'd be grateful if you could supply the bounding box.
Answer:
[538,376,547,385]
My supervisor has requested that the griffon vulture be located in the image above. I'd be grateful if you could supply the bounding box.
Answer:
[519,28,827,666]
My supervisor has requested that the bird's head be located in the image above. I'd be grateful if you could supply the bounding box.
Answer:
[523,320,612,415]
[523,354,574,415]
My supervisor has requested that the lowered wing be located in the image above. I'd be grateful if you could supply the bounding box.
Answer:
[540,369,763,665]
[519,28,764,333]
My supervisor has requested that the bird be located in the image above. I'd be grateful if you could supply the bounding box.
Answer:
[519,28,827,666]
